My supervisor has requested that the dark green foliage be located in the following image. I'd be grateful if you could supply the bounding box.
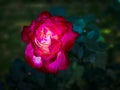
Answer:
[6,58,72,90]
[5,58,120,90]
[0,82,5,90]
[67,13,107,66]
[6,59,46,90]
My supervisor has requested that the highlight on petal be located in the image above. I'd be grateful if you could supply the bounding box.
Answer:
[46,51,69,73]
[25,43,43,68]
[33,56,43,68]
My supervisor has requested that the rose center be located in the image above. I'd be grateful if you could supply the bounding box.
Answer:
[35,27,61,55]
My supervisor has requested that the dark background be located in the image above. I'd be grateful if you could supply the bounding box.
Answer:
[0,0,120,90]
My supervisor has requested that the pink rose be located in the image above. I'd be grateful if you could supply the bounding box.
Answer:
[21,11,78,74]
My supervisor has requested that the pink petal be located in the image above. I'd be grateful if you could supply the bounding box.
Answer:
[37,11,51,20]
[52,16,65,22]
[21,24,36,43]
[34,47,57,65]
[61,31,79,51]
[25,43,43,68]
[54,22,67,37]
[49,39,61,55]
[46,51,69,73]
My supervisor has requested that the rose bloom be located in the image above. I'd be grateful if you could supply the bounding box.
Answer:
[21,11,78,74]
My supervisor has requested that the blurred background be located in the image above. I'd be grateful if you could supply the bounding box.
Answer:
[0,0,120,90]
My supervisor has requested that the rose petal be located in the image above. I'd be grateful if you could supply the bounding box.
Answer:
[49,38,61,54]
[21,24,36,43]
[37,11,51,20]
[34,46,57,65]
[52,16,65,22]
[21,26,30,43]
[54,22,67,37]
[46,51,69,73]
[67,22,72,30]
[25,43,43,68]
[61,31,79,51]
